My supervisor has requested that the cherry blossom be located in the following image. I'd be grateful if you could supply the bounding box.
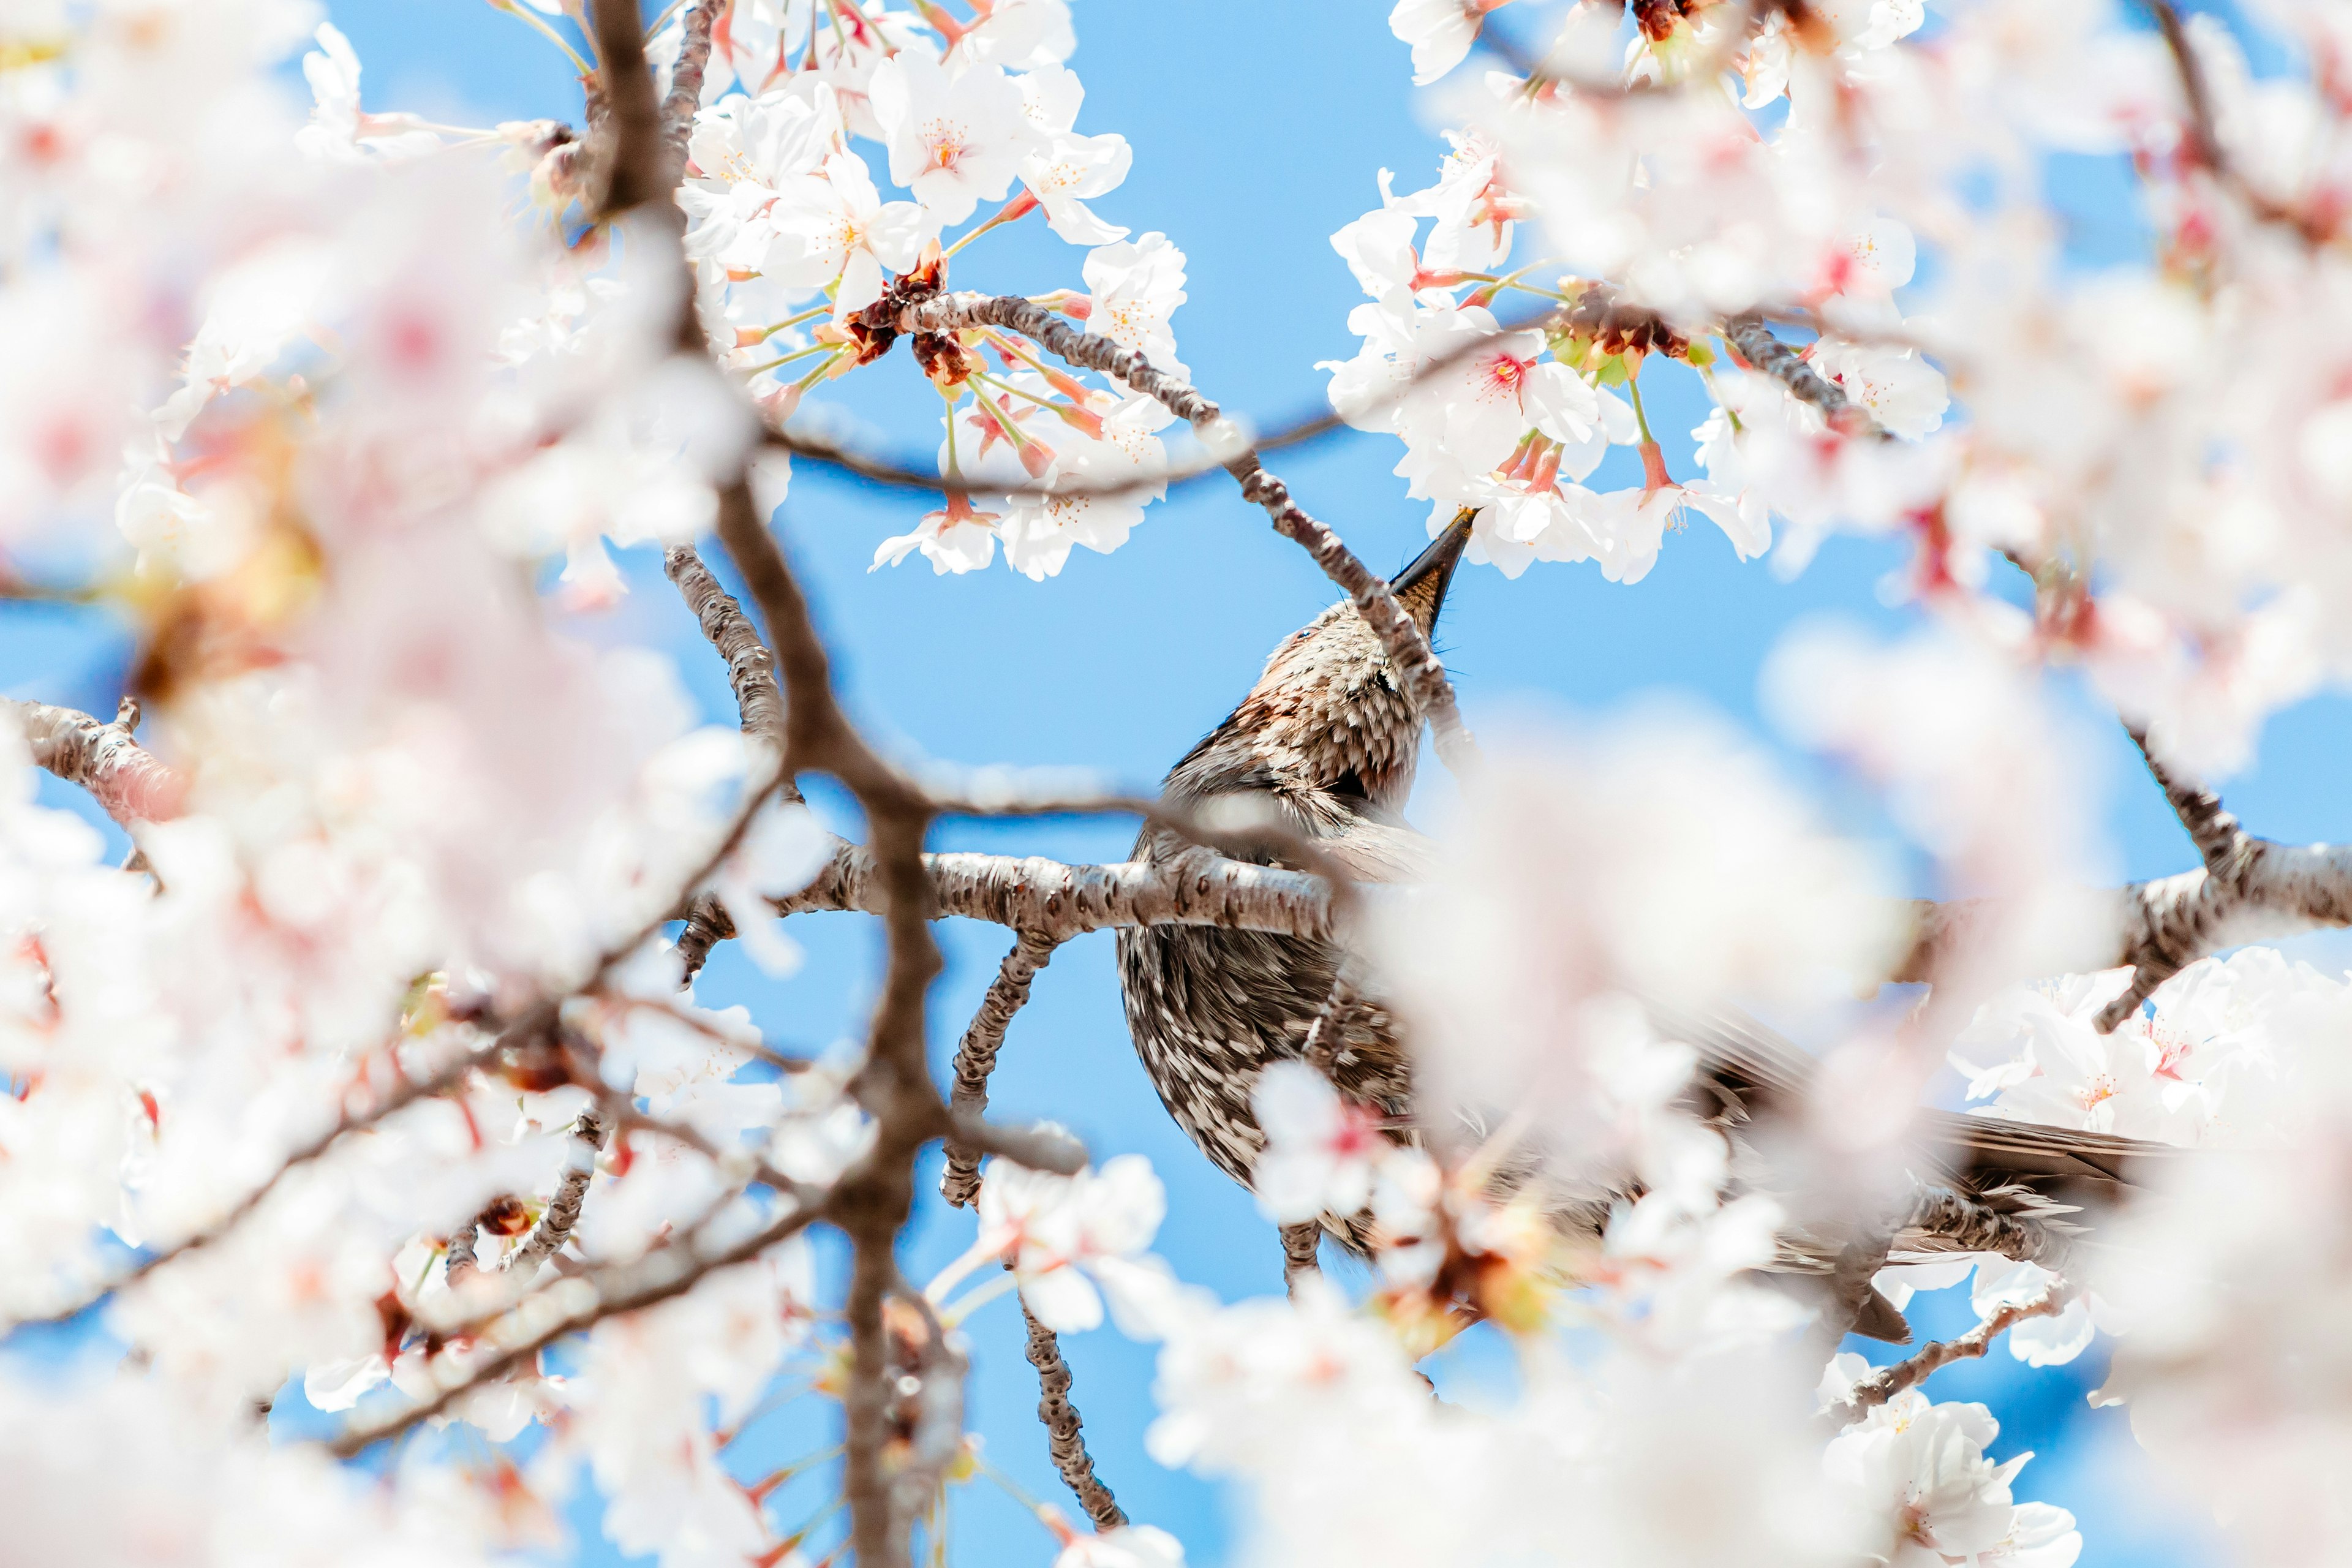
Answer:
[961,1154,1169,1332]
[1248,1060,1388,1224]
[1825,1392,2079,1568]
[1016,64,1133,245]
[872,492,1004,575]
[951,0,1077,72]
[296,24,442,163]
[1054,1525,1187,1568]
[1081,232,1189,372]
[1389,0,1513,87]
[869,52,1038,225]
[761,149,937,317]
[1952,958,2276,1147]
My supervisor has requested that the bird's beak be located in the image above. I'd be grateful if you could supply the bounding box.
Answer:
[1390,508,1477,630]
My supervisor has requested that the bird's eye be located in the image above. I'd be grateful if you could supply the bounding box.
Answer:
[1330,768,1368,802]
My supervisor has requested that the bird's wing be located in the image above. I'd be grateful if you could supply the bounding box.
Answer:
[1920,1108,2189,1199]
[1648,1000,2187,1200]
[1316,815,1444,884]
[1642,1000,1820,1121]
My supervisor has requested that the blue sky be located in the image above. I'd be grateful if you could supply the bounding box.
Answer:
[9,2,2330,1564]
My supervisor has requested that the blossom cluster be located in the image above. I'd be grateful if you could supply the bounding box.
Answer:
[1359,0,2352,778]
[666,0,1194,581]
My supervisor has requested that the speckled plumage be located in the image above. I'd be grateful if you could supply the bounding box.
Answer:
[1116,522,1466,1252]
[1117,518,2178,1329]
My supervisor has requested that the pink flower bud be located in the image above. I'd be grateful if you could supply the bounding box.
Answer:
[1054,402,1105,441]
[755,382,804,423]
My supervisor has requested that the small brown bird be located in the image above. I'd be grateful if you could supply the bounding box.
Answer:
[1117,511,2169,1340]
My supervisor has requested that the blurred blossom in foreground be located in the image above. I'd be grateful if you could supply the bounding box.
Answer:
[1374,707,1898,1161]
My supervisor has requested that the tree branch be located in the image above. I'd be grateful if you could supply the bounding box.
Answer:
[10,1017,535,1329]
[589,0,668,219]
[2128,726,2250,876]
[2084,726,2266,1028]
[1897,833,2352,1014]
[2143,0,2329,241]
[709,481,945,1568]
[902,292,1477,775]
[666,543,787,748]
[1721,315,1882,437]
[502,1109,609,1279]
[1020,1294,1126,1531]
[332,1185,831,1456]
[4,696,183,827]
[664,541,795,982]
[658,0,717,180]
[941,930,1060,1207]
[1829,1290,2073,1423]
[444,1221,481,1286]
[777,841,1338,942]
[888,1278,970,1544]
[944,1111,1087,1178]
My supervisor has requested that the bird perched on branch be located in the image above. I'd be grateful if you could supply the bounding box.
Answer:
[1116,510,2174,1342]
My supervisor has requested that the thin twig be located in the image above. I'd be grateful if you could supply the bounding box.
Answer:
[658,0,717,180]
[665,544,788,748]
[331,1187,831,1455]
[1721,315,1882,437]
[1830,1290,2073,1423]
[904,293,1479,776]
[2126,725,2250,878]
[766,306,1561,504]
[443,1221,481,1286]
[1020,1292,1126,1530]
[502,1109,609,1278]
[665,541,796,981]
[10,1019,535,1330]
[2093,726,2264,1029]
[941,932,1060,1207]
[2143,0,2329,241]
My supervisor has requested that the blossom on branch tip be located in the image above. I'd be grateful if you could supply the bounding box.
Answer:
[973,1153,1169,1332]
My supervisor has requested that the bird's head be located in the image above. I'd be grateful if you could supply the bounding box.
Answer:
[1174,509,1474,818]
